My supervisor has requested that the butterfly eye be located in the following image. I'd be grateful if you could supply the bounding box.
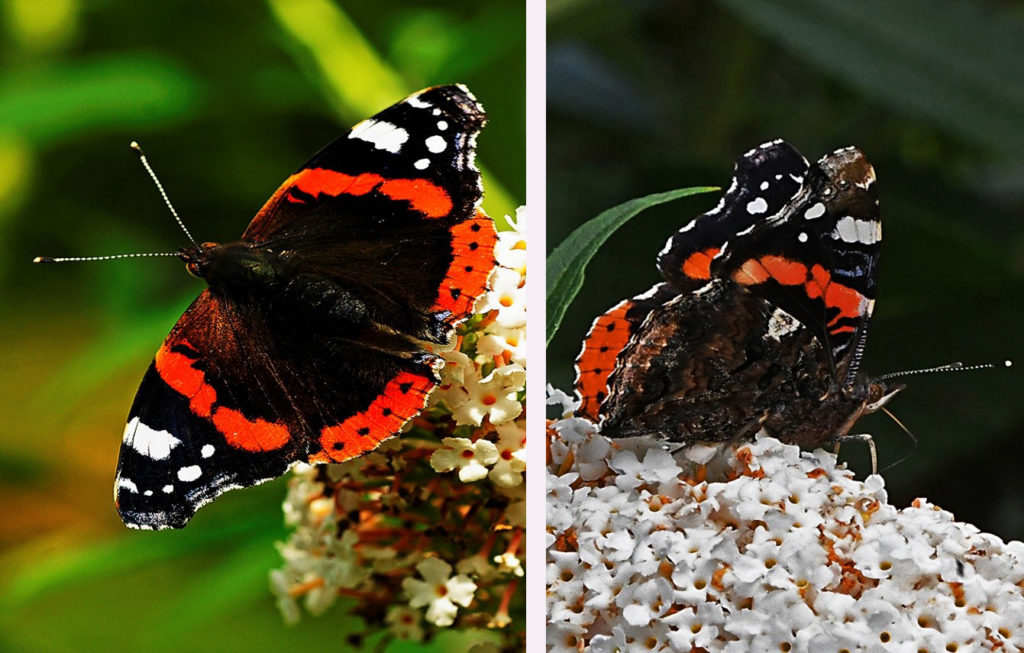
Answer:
[186,262,201,277]
[201,241,219,249]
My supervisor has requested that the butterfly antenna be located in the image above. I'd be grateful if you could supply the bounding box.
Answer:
[878,406,917,473]
[877,359,1012,382]
[130,141,198,246]
[33,252,180,264]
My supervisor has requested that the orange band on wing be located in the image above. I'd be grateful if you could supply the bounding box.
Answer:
[154,344,216,418]
[431,210,497,316]
[154,342,290,452]
[313,371,436,463]
[733,257,867,335]
[285,168,453,218]
[681,247,720,281]
[212,407,291,452]
[733,258,771,285]
[759,255,807,286]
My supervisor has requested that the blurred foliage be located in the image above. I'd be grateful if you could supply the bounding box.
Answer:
[1,1,523,651]
[548,1,1024,540]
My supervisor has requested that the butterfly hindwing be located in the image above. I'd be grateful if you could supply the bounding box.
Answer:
[598,279,845,447]
[116,290,439,529]
[574,282,677,420]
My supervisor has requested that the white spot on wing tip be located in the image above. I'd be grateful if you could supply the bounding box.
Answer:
[124,417,181,460]
[414,158,429,170]
[177,465,202,482]
[349,120,409,153]
[405,94,432,109]
[804,203,826,220]
[746,197,768,214]
[425,135,447,153]
[162,484,174,493]
[832,216,880,244]
[117,477,139,493]
[201,444,215,458]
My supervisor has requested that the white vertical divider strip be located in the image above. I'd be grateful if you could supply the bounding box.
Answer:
[524,0,547,648]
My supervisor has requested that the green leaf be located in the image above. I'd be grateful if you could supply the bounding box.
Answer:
[546,186,719,345]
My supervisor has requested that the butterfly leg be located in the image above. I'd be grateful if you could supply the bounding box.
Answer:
[835,433,877,475]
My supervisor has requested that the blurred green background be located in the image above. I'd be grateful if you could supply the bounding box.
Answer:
[547,0,1024,540]
[0,1,523,651]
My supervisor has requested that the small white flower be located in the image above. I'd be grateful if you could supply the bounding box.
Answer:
[495,207,527,273]
[505,497,526,528]
[430,437,500,482]
[456,553,494,579]
[403,557,477,627]
[436,348,475,387]
[493,551,524,577]
[477,322,527,366]
[489,420,526,487]
[385,605,424,641]
[450,364,524,426]
[546,384,578,417]
[476,267,526,328]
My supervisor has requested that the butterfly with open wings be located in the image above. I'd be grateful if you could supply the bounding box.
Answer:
[106,85,497,529]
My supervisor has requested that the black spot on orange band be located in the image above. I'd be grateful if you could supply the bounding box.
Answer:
[432,210,497,316]
[313,371,435,463]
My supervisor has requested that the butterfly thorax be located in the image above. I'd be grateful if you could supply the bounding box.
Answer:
[179,240,289,295]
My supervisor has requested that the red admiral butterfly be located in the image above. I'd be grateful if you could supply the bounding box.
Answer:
[575,140,901,450]
[79,85,496,530]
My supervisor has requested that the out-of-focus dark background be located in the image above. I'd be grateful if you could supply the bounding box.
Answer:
[547,0,1024,540]
[0,1,523,651]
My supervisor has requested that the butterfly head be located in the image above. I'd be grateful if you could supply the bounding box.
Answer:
[862,379,904,414]
[178,241,221,278]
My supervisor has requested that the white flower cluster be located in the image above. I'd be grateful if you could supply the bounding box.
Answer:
[547,396,1024,652]
[270,210,527,647]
